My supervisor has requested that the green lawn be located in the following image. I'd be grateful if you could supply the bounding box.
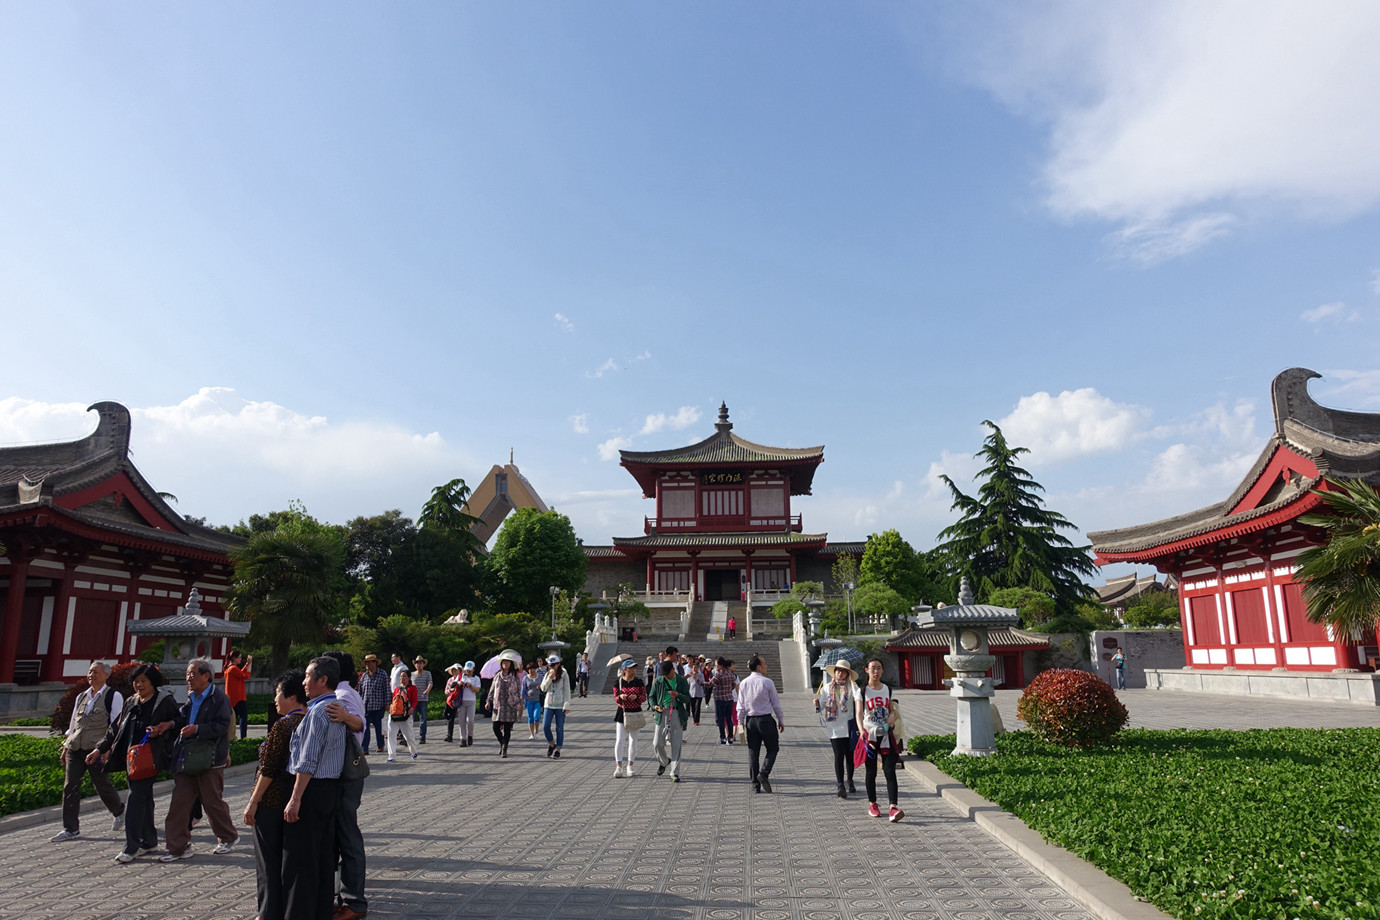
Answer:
[0,735,262,818]
[908,728,1380,920]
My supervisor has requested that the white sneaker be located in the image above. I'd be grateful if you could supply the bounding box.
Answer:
[625,763,635,777]
[49,829,80,842]
[158,848,193,862]
[613,763,624,778]
[134,846,158,857]
[114,851,136,864]
[112,812,125,832]
[212,840,234,855]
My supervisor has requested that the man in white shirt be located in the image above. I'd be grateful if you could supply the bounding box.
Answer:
[52,661,126,842]
[389,653,409,691]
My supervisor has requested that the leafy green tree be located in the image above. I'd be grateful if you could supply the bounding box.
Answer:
[342,509,416,581]
[771,581,824,620]
[420,478,485,553]
[1297,478,1380,641]
[860,530,921,600]
[830,552,860,595]
[987,586,1056,627]
[935,421,1095,611]
[1077,601,1120,630]
[487,508,587,615]
[227,506,349,675]
[852,582,910,630]
[1121,591,1181,629]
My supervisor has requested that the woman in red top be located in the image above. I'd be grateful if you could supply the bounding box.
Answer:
[386,670,419,763]
[224,649,253,740]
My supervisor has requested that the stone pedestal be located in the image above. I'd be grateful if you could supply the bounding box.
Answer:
[945,653,999,756]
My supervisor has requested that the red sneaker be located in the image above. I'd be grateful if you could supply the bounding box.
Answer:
[867,802,881,818]
[888,806,904,823]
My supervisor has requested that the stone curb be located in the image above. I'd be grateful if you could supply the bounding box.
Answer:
[903,759,1172,920]
[0,762,259,837]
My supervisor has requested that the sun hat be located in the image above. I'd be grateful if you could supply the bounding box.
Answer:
[446,663,462,674]
[363,654,380,663]
[414,656,427,664]
[830,661,858,680]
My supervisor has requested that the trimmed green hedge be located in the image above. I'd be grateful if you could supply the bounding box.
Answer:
[908,728,1380,920]
[0,735,262,818]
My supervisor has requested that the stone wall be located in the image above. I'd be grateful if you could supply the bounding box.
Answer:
[1090,629,1184,689]
[583,558,646,599]
[1029,632,1093,675]
[794,557,834,591]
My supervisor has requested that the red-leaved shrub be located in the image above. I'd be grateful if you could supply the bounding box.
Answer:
[1016,667,1128,748]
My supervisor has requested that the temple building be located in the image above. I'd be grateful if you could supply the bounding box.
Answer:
[1089,369,1380,676]
[0,402,241,689]
[583,404,861,602]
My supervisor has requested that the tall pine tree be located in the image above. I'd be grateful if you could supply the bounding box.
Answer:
[934,421,1094,610]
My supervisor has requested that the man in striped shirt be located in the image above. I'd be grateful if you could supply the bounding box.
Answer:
[709,657,738,745]
[284,656,348,920]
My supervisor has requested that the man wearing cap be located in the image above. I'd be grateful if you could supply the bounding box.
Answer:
[539,655,571,758]
[649,660,690,782]
[411,657,433,744]
[357,655,389,753]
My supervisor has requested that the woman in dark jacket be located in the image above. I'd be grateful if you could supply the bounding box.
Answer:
[242,671,308,920]
[93,663,178,862]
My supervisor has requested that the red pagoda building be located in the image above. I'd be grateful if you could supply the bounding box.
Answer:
[584,404,854,602]
[0,402,241,693]
[1089,369,1380,678]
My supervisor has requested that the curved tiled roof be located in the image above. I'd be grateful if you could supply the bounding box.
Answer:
[886,625,1050,650]
[126,613,251,638]
[1089,369,1380,559]
[612,531,828,549]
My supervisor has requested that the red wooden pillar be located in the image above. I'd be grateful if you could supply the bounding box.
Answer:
[0,556,31,684]
[42,566,78,682]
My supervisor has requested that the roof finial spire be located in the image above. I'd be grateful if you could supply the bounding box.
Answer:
[716,401,732,434]
[958,576,974,607]
[510,446,514,465]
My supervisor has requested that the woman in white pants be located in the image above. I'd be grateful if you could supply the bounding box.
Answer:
[387,670,420,762]
[611,657,646,777]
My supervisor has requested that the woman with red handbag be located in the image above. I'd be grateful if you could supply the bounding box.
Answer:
[92,664,178,863]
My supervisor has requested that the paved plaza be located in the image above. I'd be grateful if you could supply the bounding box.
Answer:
[1,687,1374,920]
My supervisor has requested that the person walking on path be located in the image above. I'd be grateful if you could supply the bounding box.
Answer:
[737,654,784,794]
[282,656,348,920]
[92,664,177,862]
[521,661,545,740]
[388,652,408,691]
[51,660,126,843]
[726,615,737,639]
[1111,647,1127,690]
[322,650,368,920]
[575,653,591,698]
[224,649,253,740]
[356,655,389,753]
[611,657,646,778]
[817,662,860,798]
[411,657,433,744]
[386,670,419,762]
[157,657,239,860]
[649,660,690,782]
[857,658,903,822]
[486,653,523,758]
[445,662,480,744]
[242,670,307,920]
[686,658,706,726]
[540,655,572,758]
[709,657,738,744]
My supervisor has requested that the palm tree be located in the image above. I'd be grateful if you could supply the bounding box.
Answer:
[1296,477,1380,642]
[226,517,347,674]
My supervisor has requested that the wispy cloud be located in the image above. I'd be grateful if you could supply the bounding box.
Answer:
[569,413,589,434]
[946,3,1380,261]
[554,313,574,333]
[1372,270,1380,295]
[588,358,619,379]
[596,436,633,461]
[1301,301,1359,324]
[639,406,701,435]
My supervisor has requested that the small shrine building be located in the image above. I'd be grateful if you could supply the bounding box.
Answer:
[0,402,242,688]
[1089,369,1380,675]
[584,404,859,601]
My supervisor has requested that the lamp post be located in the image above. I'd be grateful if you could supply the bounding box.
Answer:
[549,585,560,633]
[845,581,855,634]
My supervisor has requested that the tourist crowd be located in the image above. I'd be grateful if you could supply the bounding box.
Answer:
[50,643,905,919]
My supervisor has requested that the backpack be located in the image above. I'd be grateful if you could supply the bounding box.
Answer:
[389,689,411,720]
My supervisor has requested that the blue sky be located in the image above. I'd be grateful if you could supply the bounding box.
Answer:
[4,2,1379,585]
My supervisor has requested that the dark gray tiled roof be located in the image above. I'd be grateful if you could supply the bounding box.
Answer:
[612,531,828,549]
[887,625,1050,650]
[126,613,251,637]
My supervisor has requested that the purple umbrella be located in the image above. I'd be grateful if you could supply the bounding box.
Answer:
[480,649,522,679]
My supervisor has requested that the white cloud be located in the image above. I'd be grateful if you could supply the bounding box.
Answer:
[596,436,633,461]
[1372,270,1380,295]
[1301,301,1358,324]
[1320,370,1380,408]
[569,413,589,434]
[996,388,1151,463]
[0,389,476,526]
[951,2,1380,260]
[921,449,981,501]
[554,313,574,333]
[633,350,652,362]
[639,406,701,435]
[588,358,619,379]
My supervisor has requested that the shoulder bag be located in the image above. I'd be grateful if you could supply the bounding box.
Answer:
[341,728,370,782]
[180,738,217,775]
[127,730,158,781]
[617,680,646,731]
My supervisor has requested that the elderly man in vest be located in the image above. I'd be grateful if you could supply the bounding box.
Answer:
[51,661,126,842]
[152,657,238,860]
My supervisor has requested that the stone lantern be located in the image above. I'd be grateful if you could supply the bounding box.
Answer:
[125,588,251,702]
[910,576,1017,756]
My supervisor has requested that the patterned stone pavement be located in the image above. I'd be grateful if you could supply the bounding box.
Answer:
[3,687,1373,920]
